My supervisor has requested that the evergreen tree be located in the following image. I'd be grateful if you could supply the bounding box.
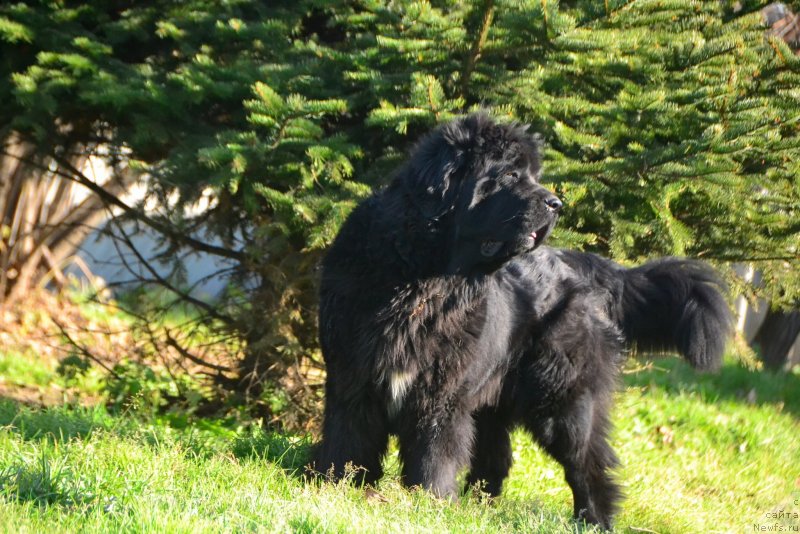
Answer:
[1,1,798,418]
[336,0,800,305]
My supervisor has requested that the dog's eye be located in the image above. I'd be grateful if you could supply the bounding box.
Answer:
[503,171,519,181]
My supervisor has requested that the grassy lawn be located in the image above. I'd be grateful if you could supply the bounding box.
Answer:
[0,347,799,533]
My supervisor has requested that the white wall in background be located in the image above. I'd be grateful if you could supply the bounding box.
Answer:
[66,156,238,300]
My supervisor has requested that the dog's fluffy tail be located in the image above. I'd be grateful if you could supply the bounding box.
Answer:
[620,259,732,371]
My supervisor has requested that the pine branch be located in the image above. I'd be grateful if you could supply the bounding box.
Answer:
[461,0,494,101]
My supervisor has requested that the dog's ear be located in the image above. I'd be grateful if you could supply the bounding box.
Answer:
[404,125,471,218]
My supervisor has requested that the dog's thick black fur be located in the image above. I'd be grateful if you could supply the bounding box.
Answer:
[313,114,732,528]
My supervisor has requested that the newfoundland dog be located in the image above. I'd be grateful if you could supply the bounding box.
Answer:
[312,113,731,528]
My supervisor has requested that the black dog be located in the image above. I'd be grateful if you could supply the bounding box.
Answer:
[312,113,731,528]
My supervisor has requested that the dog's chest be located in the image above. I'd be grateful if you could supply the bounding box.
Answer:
[373,279,512,414]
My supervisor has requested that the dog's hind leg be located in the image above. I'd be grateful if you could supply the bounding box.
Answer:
[465,406,513,497]
[312,389,389,487]
[527,391,621,530]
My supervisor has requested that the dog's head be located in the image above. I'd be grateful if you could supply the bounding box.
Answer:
[399,113,561,275]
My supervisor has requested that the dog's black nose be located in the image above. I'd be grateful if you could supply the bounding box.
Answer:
[545,195,563,212]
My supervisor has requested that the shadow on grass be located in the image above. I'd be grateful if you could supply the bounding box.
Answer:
[0,395,313,473]
[623,357,800,417]
[0,401,120,510]
[0,399,116,442]
[231,430,313,474]
[0,453,108,510]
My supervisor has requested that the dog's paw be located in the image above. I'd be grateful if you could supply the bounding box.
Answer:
[575,507,613,531]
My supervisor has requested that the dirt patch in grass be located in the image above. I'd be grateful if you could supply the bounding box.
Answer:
[0,290,132,407]
[0,290,127,366]
[0,288,243,415]
[0,382,100,408]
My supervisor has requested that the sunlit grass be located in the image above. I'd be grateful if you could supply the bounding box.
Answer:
[0,349,57,387]
[0,353,797,533]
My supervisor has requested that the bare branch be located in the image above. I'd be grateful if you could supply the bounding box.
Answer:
[107,215,237,326]
[163,328,233,373]
[2,149,246,262]
[51,318,122,380]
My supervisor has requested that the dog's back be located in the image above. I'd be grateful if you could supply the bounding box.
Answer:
[552,249,732,370]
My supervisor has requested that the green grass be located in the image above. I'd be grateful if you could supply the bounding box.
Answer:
[0,350,57,388]
[0,356,798,533]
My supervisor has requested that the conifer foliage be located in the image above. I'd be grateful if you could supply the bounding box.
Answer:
[1,1,798,415]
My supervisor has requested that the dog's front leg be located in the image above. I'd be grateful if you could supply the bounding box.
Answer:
[312,378,389,486]
[396,400,475,499]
